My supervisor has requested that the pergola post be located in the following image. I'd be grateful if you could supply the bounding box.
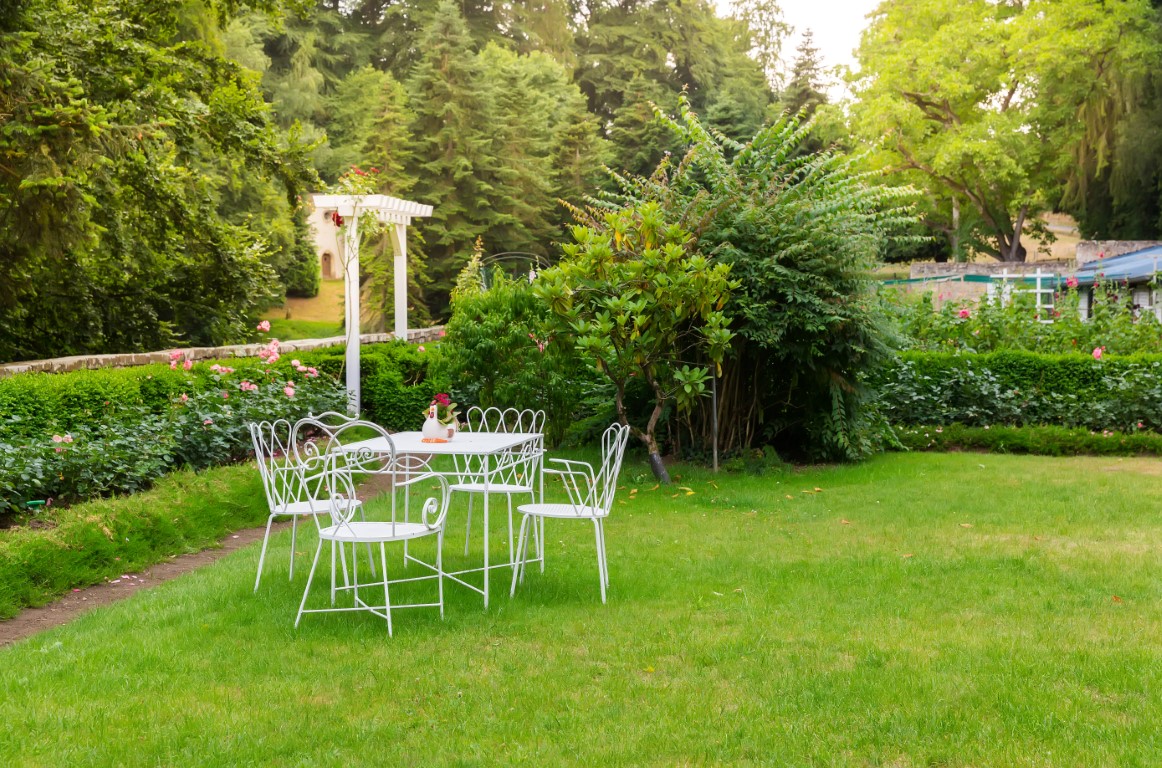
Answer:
[389,223,408,340]
[342,206,361,415]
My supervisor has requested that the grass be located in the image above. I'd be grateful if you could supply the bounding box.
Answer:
[262,317,343,340]
[262,277,344,339]
[3,452,1162,765]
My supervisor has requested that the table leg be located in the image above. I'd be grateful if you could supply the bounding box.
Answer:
[483,453,490,609]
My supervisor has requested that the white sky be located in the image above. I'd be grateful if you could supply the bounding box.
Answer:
[718,0,882,95]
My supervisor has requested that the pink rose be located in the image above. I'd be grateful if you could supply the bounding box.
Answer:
[958,308,970,319]
[291,359,301,367]
[1093,346,1105,360]
[180,393,188,403]
[1066,276,1079,289]
[283,385,295,398]
[169,361,177,370]
[257,320,271,332]
[221,390,229,399]
[169,350,183,361]
[52,434,63,443]
[203,418,213,426]
[182,359,193,371]
[417,345,426,353]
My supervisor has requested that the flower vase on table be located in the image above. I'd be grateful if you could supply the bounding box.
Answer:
[422,404,447,443]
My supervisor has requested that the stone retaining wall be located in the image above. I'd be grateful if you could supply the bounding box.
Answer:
[0,326,445,378]
[909,261,1072,279]
[1076,241,1162,264]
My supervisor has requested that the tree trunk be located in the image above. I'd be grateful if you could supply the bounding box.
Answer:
[1006,204,1028,262]
[950,196,960,262]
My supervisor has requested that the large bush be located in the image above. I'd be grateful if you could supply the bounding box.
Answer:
[879,350,1162,433]
[433,264,594,446]
[590,99,920,461]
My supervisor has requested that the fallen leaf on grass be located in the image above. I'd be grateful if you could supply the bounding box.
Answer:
[650,484,660,491]
[679,486,694,492]
[814,487,823,492]
[712,591,723,596]
[840,519,851,525]
[785,494,794,500]
[671,493,681,498]
[685,491,695,496]
[643,666,655,674]
[959,523,973,528]
[901,553,914,559]
[1112,595,1124,603]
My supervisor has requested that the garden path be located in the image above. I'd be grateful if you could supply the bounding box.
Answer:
[0,521,291,647]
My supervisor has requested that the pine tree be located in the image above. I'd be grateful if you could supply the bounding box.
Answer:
[405,0,497,317]
[781,29,827,118]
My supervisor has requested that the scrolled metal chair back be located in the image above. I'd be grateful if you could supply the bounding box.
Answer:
[594,423,631,514]
[249,419,300,512]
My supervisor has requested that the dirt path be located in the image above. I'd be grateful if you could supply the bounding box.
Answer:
[0,521,290,648]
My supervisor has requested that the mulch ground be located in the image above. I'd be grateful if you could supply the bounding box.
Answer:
[0,521,291,648]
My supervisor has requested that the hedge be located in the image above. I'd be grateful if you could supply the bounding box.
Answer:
[0,341,444,514]
[895,423,1162,456]
[878,350,1162,433]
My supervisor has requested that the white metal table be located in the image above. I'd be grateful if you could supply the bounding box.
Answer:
[343,430,542,608]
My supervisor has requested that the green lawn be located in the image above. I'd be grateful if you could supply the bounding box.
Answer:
[2,452,1161,765]
[262,317,343,340]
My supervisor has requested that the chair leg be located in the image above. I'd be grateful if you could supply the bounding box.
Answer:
[380,542,392,637]
[598,519,610,587]
[539,517,546,573]
[295,540,324,628]
[330,540,338,606]
[510,515,531,597]
[507,495,515,568]
[437,529,445,619]
[464,494,474,556]
[359,506,377,577]
[289,514,298,580]
[594,519,606,604]
[254,514,276,592]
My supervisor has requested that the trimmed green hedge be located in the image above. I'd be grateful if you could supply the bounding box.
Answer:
[895,423,1162,456]
[879,350,1162,432]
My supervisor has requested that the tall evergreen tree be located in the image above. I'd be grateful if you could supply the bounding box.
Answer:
[405,0,498,317]
[781,29,827,118]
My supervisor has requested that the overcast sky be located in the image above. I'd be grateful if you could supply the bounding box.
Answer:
[717,0,882,95]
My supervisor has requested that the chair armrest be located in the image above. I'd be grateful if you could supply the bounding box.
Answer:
[544,460,597,509]
[395,472,450,529]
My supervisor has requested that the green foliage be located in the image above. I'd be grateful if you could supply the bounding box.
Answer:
[892,282,1162,355]
[850,0,1159,261]
[433,269,593,446]
[879,350,1162,433]
[602,99,920,461]
[0,0,319,362]
[0,365,344,513]
[895,422,1162,456]
[536,202,735,480]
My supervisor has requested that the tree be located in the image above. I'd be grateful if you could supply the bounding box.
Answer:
[850,0,1158,262]
[404,1,498,317]
[0,0,316,362]
[535,203,736,482]
[780,29,826,118]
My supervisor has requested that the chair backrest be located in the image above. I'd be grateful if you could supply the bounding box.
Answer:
[594,423,631,514]
[456,407,546,485]
[463,406,545,434]
[249,419,301,513]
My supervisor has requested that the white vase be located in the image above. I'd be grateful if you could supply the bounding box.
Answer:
[422,404,445,441]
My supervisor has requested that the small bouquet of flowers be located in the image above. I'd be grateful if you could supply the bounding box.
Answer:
[432,393,459,426]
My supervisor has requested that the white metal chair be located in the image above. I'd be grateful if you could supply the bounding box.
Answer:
[452,406,546,567]
[510,422,630,603]
[249,419,365,592]
[294,419,450,636]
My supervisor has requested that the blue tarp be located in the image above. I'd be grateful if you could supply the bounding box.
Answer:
[1073,245,1162,286]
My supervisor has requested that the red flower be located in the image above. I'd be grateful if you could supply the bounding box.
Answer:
[434,392,451,406]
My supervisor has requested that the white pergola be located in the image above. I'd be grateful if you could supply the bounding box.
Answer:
[311,193,433,413]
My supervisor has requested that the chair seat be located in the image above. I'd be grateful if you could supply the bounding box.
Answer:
[274,498,361,518]
[517,502,605,519]
[451,482,534,494]
[319,521,437,543]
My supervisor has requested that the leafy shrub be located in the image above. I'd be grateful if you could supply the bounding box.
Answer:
[600,97,920,462]
[0,366,344,513]
[434,266,594,446]
[896,423,1162,456]
[879,350,1162,432]
[891,281,1162,355]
